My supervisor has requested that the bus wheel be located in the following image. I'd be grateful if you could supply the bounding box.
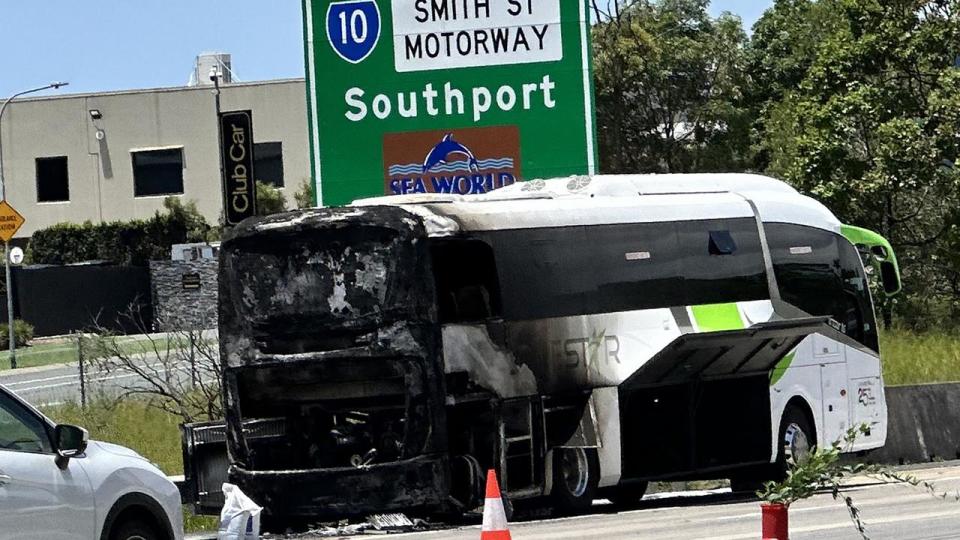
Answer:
[450,454,484,512]
[606,481,649,507]
[779,406,815,466]
[551,448,600,515]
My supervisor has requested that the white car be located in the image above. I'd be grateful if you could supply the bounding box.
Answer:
[0,384,183,540]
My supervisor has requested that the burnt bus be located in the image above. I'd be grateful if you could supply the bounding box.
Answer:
[182,174,900,520]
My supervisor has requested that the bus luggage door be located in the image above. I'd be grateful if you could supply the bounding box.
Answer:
[817,335,850,445]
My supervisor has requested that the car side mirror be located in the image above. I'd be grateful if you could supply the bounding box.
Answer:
[54,424,88,461]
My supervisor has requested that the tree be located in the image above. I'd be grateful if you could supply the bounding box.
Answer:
[592,0,753,174]
[255,181,288,216]
[751,0,960,328]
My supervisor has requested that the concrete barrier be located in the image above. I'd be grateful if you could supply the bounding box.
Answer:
[869,383,960,465]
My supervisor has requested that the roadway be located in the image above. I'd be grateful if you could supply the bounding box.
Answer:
[282,464,960,540]
[0,357,199,406]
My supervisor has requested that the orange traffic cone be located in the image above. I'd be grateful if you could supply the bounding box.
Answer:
[480,469,512,540]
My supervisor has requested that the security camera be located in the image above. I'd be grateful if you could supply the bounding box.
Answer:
[208,67,219,82]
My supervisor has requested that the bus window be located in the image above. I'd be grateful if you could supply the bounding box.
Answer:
[768,223,879,350]
[676,219,769,306]
[483,227,594,320]
[587,222,685,313]
[838,239,879,351]
[430,239,503,323]
[768,223,845,324]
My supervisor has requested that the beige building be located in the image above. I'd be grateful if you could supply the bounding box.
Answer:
[0,77,309,238]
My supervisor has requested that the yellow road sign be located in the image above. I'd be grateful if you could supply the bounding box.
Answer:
[0,200,25,243]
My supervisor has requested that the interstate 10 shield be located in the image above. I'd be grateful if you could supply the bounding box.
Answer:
[326,0,381,64]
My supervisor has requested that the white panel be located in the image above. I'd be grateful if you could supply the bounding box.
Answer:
[820,362,850,445]
[591,387,622,488]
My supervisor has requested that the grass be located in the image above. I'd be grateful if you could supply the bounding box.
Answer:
[881,328,960,386]
[41,399,219,532]
[0,335,208,372]
[0,340,81,370]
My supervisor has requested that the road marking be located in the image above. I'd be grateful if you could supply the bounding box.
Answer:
[13,360,192,393]
[706,506,960,540]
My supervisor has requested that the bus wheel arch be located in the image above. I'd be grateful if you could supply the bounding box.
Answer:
[779,397,817,464]
[550,447,600,515]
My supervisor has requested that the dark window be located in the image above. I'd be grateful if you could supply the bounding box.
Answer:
[36,156,69,202]
[768,223,843,321]
[838,238,879,351]
[480,219,769,321]
[482,227,594,320]
[768,223,878,351]
[586,222,685,312]
[254,142,284,188]
[675,219,768,306]
[431,239,502,323]
[132,148,184,197]
[0,391,51,454]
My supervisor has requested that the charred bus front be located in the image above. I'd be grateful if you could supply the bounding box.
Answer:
[217,207,449,518]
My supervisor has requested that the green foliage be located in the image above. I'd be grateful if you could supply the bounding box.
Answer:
[28,197,215,266]
[749,0,960,327]
[592,0,753,174]
[759,424,958,539]
[0,320,34,349]
[293,177,315,209]
[255,180,288,216]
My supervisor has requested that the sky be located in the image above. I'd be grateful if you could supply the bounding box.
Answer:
[0,0,771,99]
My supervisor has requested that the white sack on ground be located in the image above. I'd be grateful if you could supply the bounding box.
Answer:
[218,483,262,540]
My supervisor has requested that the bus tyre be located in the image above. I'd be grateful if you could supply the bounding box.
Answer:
[607,481,649,507]
[778,406,815,468]
[551,447,600,515]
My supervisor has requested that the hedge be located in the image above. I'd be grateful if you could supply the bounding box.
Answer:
[28,198,214,267]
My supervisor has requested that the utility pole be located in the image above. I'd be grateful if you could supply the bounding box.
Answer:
[0,82,68,368]
[210,67,226,229]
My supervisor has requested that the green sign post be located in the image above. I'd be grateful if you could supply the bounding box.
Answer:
[302,0,597,206]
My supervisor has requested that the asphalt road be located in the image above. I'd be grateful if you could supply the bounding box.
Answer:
[278,464,960,540]
[0,357,200,406]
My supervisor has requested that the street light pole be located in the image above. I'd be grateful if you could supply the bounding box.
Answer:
[210,67,227,227]
[0,81,68,368]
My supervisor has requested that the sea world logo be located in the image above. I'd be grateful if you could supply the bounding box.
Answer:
[382,126,522,195]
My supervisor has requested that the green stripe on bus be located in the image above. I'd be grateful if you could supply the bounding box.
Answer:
[769,350,797,386]
[690,303,745,332]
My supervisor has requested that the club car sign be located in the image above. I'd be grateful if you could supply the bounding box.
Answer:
[302,0,597,206]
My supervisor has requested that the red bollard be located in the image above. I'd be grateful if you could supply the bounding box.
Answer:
[761,503,789,540]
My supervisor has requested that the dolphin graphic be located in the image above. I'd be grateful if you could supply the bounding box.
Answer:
[422,134,480,173]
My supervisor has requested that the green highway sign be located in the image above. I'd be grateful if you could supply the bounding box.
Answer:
[302,0,597,206]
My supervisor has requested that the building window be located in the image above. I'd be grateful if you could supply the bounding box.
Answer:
[36,156,69,202]
[132,148,184,197]
[254,142,284,188]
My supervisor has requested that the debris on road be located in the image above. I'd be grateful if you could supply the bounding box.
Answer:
[264,513,430,538]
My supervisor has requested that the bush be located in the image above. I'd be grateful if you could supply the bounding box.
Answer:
[0,320,34,349]
[255,181,287,216]
[28,197,215,266]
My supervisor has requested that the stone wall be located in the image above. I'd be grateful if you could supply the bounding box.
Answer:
[150,260,218,331]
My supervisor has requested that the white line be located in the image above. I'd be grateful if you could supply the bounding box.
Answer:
[304,0,324,206]
[5,372,81,386]
[578,0,596,175]
[707,506,960,540]
[14,361,192,393]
